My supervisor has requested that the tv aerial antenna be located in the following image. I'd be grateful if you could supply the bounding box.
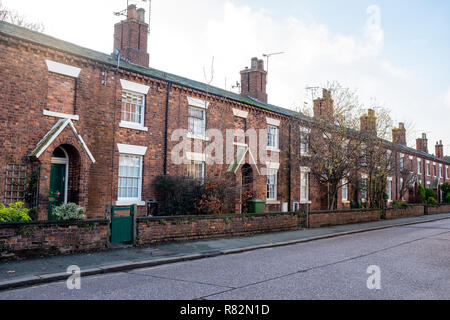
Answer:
[114,0,152,34]
[262,52,284,83]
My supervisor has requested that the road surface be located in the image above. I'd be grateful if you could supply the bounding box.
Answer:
[1,218,449,300]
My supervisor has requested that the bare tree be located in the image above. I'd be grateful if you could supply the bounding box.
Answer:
[0,1,45,32]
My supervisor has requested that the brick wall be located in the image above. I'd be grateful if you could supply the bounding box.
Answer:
[385,205,425,220]
[136,213,304,245]
[426,204,450,215]
[0,219,109,261]
[308,209,381,228]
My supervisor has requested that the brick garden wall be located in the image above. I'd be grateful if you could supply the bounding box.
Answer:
[0,219,109,261]
[136,213,304,245]
[385,205,425,220]
[426,204,450,215]
[308,209,381,228]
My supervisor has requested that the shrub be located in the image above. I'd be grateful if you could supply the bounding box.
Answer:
[425,188,436,201]
[418,183,426,202]
[0,202,32,222]
[427,197,438,206]
[52,203,86,221]
[446,194,450,204]
[442,182,450,203]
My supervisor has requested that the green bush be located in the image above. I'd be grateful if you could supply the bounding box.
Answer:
[425,188,436,201]
[418,184,426,202]
[442,182,450,203]
[0,202,32,222]
[52,203,86,221]
[427,197,438,206]
[446,194,450,204]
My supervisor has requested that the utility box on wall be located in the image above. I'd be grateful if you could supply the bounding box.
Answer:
[247,200,266,214]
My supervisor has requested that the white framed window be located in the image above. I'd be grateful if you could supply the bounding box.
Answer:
[118,154,143,202]
[400,154,404,170]
[400,178,404,200]
[387,179,392,201]
[426,161,430,176]
[300,168,310,203]
[266,169,278,201]
[361,178,368,202]
[446,166,449,179]
[387,150,392,169]
[300,126,310,156]
[121,90,145,126]
[187,160,205,182]
[267,125,279,149]
[439,164,443,178]
[342,179,348,202]
[417,159,422,175]
[361,147,367,167]
[188,106,206,136]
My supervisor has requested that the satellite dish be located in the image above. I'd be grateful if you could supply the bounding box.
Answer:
[113,49,120,57]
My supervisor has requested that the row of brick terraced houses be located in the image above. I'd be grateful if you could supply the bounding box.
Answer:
[0,5,449,221]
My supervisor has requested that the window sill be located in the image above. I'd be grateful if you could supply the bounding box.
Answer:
[266,200,280,205]
[119,121,148,132]
[300,200,311,204]
[267,147,280,153]
[43,110,79,121]
[342,200,350,204]
[187,132,210,141]
[116,200,146,206]
[300,153,311,157]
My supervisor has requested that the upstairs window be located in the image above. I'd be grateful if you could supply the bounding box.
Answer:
[121,91,145,126]
[417,159,422,175]
[300,127,310,156]
[267,126,279,149]
[400,154,404,170]
[188,107,206,136]
[439,165,443,178]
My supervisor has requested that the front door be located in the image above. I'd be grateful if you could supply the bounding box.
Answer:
[48,163,67,220]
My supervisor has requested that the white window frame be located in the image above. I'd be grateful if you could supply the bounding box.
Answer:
[300,167,311,204]
[426,161,430,176]
[187,160,206,182]
[266,169,278,201]
[188,106,207,136]
[400,153,404,170]
[116,144,147,206]
[446,166,449,179]
[439,164,443,178]
[417,159,422,175]
[117,154,144,206]
[342,178,349,202]
[267,125,279,149]
[387,177,393,201]
[300,126,310,156]
[361,175,368,202]
[120,90,147,129]
[400,177,404,200]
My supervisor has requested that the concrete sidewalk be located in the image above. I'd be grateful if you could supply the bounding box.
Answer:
[1,213,449,291]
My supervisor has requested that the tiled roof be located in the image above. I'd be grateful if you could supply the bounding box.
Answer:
[1,21,448,165]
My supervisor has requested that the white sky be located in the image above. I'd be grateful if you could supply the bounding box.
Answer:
[3,0,449,154]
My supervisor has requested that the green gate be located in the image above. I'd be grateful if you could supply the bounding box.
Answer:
[111,205,134,244]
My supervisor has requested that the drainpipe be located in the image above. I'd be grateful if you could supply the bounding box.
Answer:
[163,82,172,175]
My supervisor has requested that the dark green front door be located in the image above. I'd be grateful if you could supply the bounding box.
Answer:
[48,163,66,220]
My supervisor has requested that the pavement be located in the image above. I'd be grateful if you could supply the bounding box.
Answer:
[0,212,449,291]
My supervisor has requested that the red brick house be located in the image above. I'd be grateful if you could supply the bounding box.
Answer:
[0,6,449,222]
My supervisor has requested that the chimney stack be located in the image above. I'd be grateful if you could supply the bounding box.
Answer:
[240,57,268,103]
[392,122,406,146]
[360,109,377,135]
[435,140,444,158]
[313,89,334,121]
[416,133,428,153]
[113,5,149,67]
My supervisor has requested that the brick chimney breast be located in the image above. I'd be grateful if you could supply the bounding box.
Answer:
[360,108,377,135]
[416,133,428,153]
[240,57,268,103]
[113,5,149,67]
[392,122,406,146]
[435,140,444,159]
[313,89,334,121]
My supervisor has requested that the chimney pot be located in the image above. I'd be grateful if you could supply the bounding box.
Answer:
[127,4,137,20]
[137,8,146,23]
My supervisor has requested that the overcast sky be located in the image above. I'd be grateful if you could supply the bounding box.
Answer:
[3,0,449,154]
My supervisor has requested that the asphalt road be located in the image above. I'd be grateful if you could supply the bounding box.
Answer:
[1,218,449,300]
